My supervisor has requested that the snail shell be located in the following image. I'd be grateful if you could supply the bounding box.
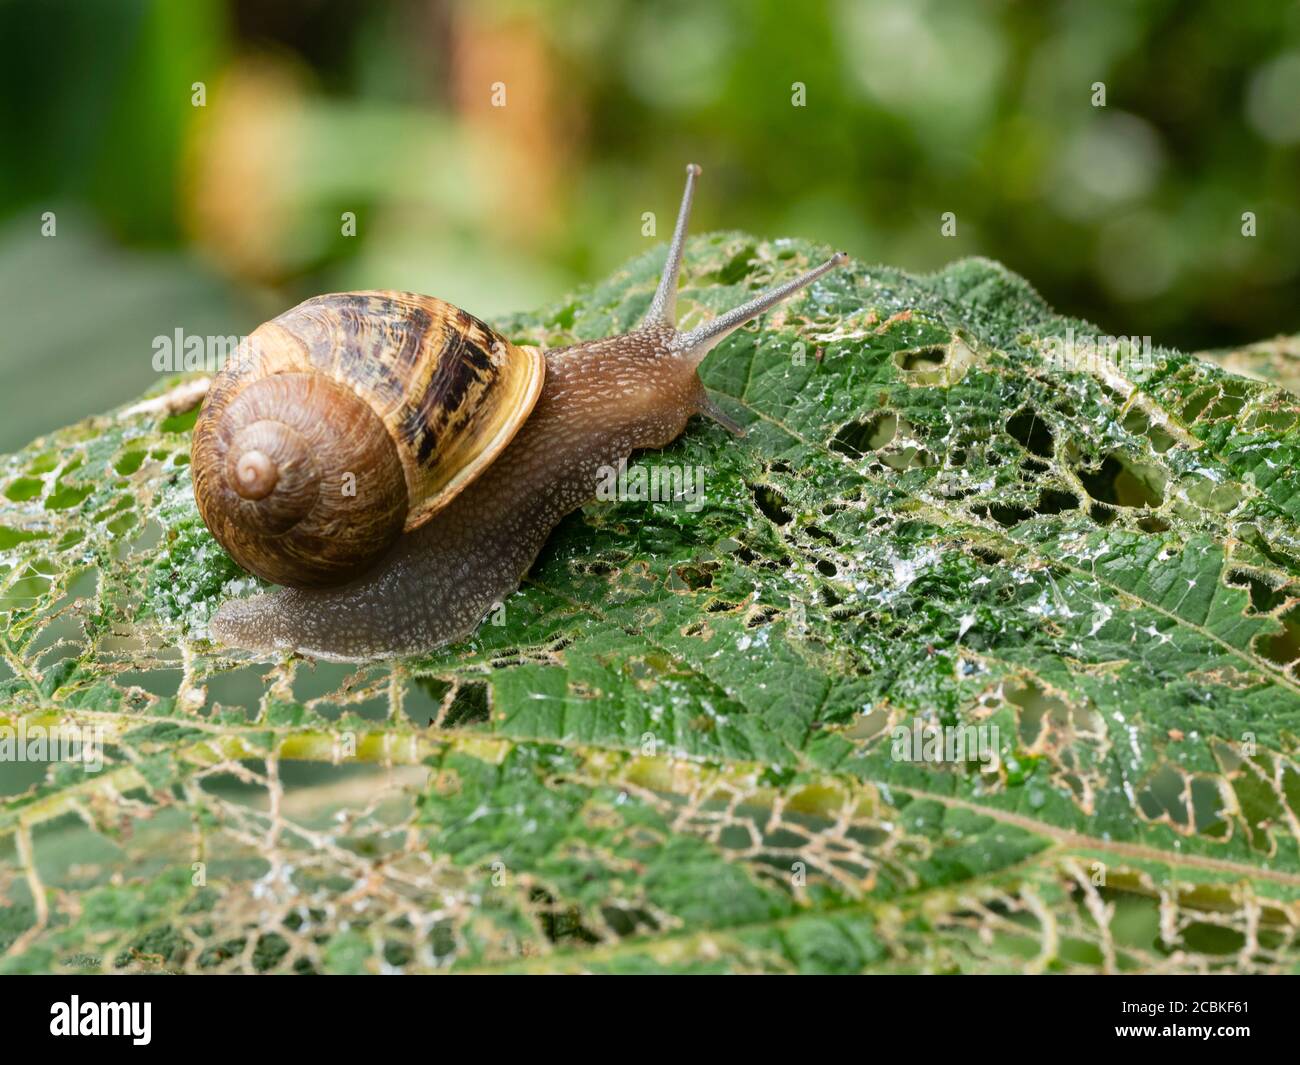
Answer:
[191,291,545,588]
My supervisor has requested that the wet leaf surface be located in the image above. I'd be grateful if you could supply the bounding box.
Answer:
[2,234,1299,973]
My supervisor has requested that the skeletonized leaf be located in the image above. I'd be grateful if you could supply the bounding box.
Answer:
[2,234,1299,973]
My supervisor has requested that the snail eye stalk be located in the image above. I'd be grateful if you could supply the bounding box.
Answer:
[673,252,849,364]
[643,163,702,330]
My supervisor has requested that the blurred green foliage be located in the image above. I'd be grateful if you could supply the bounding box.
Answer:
[1,0,1298,450]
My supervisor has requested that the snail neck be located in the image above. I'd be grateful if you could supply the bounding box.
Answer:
[545,327,705,448]
[419,328,709,568]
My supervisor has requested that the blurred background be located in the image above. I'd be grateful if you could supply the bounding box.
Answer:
[1,0,1297,451]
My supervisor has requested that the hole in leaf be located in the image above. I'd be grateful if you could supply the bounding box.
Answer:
[1006,408,1054,458]
[1008,679,1075,748]
[601,906,660,938]
[1185,476,1247,514]
[1255,606,1300,668]
[988,503,1033,527]
[1245,408,1297,433]
[895,345,947,371]
[1076,454,1165,508]
[751,485,792,525]
[895,335,976,385]
[1238,526,1300,573]
[406,677,453,725]
[1180,922,1246,955]
[45,484,93,511]
[443,681,490,728]
[114,449,148,476]
[1180,386,1219,422]
[1191,776,1229,836]
[1225,569,1289,614]
[1204,383,1247,420]
[528,886,601,945]
[1033,489,1078,515]
[5,477,44,502]
[830,411,896,457]
[0,526,47,550]
[673,564,715,590]
[714,244,758,285]
[804,524,841,545]
[881,445,937,471]
[1138,763,1190,827]
[1120,409,1178,453]
[160,408,200,434]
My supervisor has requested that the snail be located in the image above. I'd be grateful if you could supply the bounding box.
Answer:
[194,165,847,661]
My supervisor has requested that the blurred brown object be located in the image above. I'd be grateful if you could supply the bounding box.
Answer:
[183,55,307,283]
[450,6,581,248]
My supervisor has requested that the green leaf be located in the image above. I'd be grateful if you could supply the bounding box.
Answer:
[2,234,1299,973]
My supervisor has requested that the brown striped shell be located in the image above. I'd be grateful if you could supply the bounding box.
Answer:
[191,291,545,588]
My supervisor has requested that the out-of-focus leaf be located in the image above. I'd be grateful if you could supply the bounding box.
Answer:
[1199,334,1300,395]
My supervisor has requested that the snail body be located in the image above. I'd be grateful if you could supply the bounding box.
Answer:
[199,166,846,660]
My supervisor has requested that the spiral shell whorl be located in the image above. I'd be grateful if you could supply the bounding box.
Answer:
[232,446,279,501]
[225,413,318,529]
[193,372,408,588]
